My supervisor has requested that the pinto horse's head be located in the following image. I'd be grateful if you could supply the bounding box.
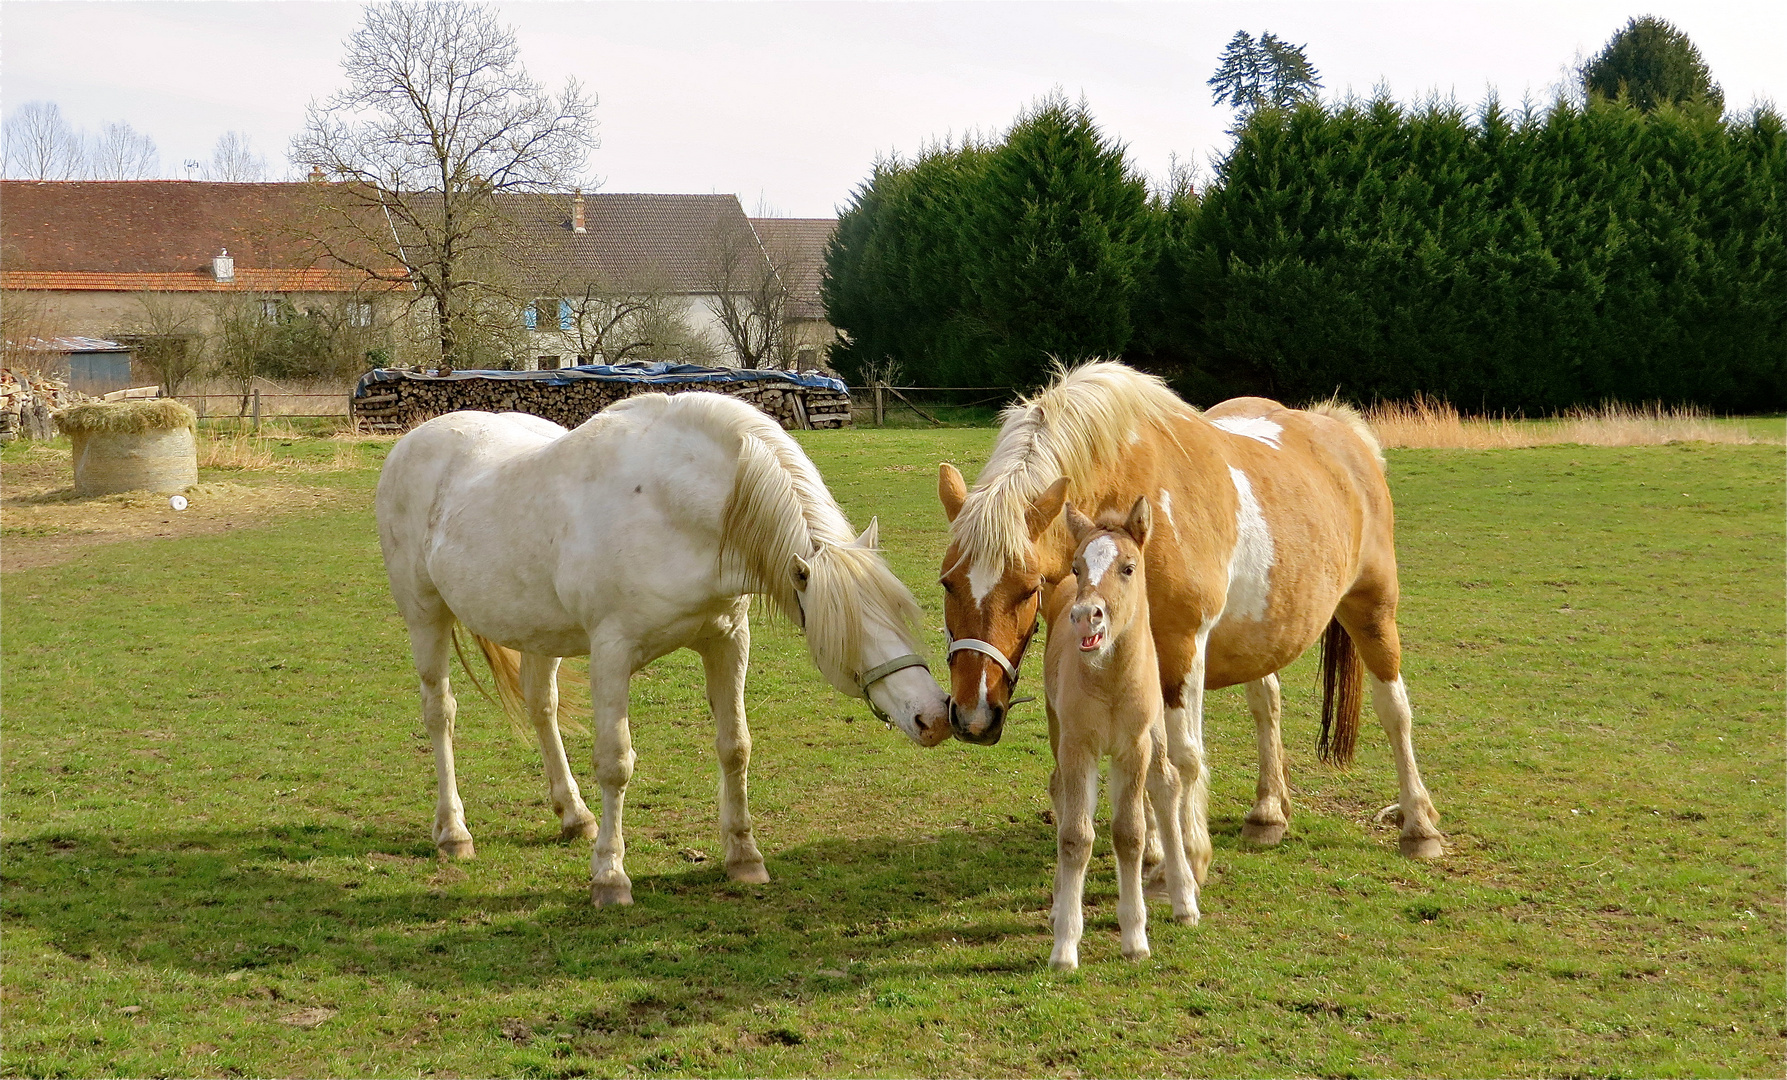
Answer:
[936,464,1068,746]
[1061,497,1153,664]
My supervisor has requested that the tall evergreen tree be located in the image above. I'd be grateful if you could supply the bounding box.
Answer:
[1209,31,1323,116]
[1582,16,1723,117]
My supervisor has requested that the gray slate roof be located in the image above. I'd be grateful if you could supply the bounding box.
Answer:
[499,192,765,295]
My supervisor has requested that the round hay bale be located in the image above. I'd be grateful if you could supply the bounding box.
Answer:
[54,400,199,496]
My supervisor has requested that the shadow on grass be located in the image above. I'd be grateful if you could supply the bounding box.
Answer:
[3,820,1067,1044]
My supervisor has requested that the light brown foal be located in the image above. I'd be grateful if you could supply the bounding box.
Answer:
[938,361,1444,883]
[1044,498,1198,971]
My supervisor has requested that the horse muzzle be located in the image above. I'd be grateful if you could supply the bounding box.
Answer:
[949,698,1006,745]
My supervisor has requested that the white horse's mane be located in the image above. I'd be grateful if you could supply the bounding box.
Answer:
[673,392,921,690]
[952,361,1192,576]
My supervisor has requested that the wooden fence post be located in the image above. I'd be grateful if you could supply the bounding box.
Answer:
[252,388,261,433]
[874,382,885,427]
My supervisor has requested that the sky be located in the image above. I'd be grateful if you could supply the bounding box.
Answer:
[2,1,1782,218]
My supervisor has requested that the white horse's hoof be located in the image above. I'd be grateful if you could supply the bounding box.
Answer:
[726,861,770,885]
[1173,910,1200,926]
[1240,820,1287,845]
[1048,955,1078,972]
[560,816,598,841]
[1122,945,1152,962]
[590,881,634,907]
[437,838,476,860]
[1400,835,1445,859]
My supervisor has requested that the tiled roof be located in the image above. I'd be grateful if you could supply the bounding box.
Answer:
[750,217,834,320]
[0,269,400,292]
[0,180,399,291]
[492,192,765,295]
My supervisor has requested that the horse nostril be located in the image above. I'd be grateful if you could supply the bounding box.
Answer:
[988,702,1005,727]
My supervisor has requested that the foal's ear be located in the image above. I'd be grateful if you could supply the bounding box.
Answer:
[1026,477,1070,539]
[938,463,967,524]
[1123,496,1153,548]
[853,516,879,549]
[791,553,812,593]
[1063,501,1097,546]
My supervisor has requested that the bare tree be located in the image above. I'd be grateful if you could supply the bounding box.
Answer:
[704,216,792,369]
[89,121,159,180]
[289,1,598,370]
[114,293,208,397]
[3,101,83,179]
[0,289,69,377]
[206,131,268,182]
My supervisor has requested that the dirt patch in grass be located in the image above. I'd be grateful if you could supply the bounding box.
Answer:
[1,443,349,573]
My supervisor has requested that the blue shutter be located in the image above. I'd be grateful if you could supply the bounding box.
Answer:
[524,302,537,330]
[559,299,573,331]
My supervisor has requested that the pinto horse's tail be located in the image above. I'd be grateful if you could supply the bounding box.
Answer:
[1317,618,1363,766]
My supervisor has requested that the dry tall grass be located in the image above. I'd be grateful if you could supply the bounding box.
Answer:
[1362,395,1765,449]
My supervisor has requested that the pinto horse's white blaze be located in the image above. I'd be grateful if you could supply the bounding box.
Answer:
[1210,414,1285,448]
[1224,466,1276,621]
[377,392,951,907]
[968,559,1002,604]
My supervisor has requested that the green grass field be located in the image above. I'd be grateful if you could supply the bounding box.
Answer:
[3,428,1782,1078]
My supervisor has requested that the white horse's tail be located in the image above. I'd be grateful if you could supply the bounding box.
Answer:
[449,622,587,738]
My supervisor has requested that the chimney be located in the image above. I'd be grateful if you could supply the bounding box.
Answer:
[309,166,325,183]
[572,190,586,234]
[212,248,235,283]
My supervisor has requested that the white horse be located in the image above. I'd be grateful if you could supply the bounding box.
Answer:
[376,391,952,906]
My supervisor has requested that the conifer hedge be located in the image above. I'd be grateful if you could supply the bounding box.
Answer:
[825,96,1786,412]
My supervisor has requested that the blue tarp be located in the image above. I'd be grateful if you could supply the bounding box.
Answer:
[353,362,846,399]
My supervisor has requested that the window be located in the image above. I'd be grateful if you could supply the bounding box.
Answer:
[527,298,574,332]
[537,355,561,370]
[259,298,282,322]
[347,301,374,328]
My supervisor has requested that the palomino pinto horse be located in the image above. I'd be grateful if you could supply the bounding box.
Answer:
[378,392,950,906]
[937,362,1443,877]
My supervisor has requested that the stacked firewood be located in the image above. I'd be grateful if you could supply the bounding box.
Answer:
[0,369,85,441]
[350,371,852,433]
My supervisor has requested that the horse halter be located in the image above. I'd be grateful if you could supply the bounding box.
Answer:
[944,609,1041,706]
[856,653,931,727]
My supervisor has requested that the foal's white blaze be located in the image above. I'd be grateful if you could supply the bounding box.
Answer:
[1224,466,1275,621]
[1082,535,1120,585]
[1158,489,1175,530]
[1210,415,1284,449]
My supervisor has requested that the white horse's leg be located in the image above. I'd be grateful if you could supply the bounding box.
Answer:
[587,646,637,907]
[1369,675,1445,858]
[1162,628,1213,885]
[1143,724,1199,925]
[408,616,474,859]
[1240,673,1293,845]
[1048,752,1099,972]
[1110,739,1152,962]
[520,653,597,842]
[694,604,769,884]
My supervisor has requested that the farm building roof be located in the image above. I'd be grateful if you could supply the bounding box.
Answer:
[749,217,835,321]
[0,180,401,292]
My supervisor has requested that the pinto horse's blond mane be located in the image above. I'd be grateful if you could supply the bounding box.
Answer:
[952,361,1192,577]
[703,393,922,689]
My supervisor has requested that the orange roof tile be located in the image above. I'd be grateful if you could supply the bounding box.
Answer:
[0,269,408,292]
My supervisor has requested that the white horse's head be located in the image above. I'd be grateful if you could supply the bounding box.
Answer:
[792,518,952,747]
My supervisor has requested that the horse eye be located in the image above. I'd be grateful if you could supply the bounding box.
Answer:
[1122,564,1135,576]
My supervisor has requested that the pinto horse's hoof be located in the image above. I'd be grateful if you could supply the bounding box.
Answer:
[437,838,476,860]
[561,816,598,842]
[590,881,634,907]
[1240,821,1288,846]
[1400,835,1445,859]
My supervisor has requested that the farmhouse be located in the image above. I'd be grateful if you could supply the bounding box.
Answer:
[749,215,839,370]
[0,180,405,382]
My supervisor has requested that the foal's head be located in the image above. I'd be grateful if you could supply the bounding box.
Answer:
[936,466,1069,746]
[1062,497,1152,664]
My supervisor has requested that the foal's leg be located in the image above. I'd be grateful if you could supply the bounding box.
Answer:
[1048,750,1099,972]
[693,604,769,884]
[520,653,597,841]
[1240,673,1293,845]
[407,615,475,858]
[1143,724,1199,925]
[1110,738,1152,962]
[587,645,638,906]
[1336,600,1444,858]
